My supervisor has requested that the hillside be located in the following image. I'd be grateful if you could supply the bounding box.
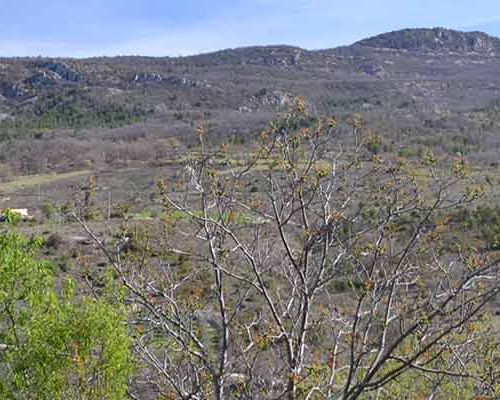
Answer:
[354,27,500,53]
[2,27,500,176]
[4,27,500,400]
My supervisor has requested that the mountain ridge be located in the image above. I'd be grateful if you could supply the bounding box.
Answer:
[2,26,500,145]
[3,27,500,177]
[2,27,499,61]
[353,27,500,53]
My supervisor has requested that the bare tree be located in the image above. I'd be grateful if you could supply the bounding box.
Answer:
[79,98,500,399]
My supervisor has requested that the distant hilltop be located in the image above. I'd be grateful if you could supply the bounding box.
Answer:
[353,27,500,53]
[2,25,500,148]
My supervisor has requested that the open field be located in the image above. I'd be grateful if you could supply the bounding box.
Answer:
[0,170,92,193]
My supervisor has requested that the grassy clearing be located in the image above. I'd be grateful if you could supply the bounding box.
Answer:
[0,170,92,193]
[130,208,259,225]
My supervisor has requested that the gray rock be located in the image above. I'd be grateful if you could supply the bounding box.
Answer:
[1,82,29,98]
[25,71,57,86]
[43,62,82,82]
[133,72,163,82]
[166,76,211,88]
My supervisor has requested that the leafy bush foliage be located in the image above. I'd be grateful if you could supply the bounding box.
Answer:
[0,231,133,399]
[454,205,500,249]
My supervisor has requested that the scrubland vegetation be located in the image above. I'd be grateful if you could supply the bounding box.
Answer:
[3,28,500,399]
[2,100,500,399]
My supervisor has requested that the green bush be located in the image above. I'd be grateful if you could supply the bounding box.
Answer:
[41,201,57,220]
[452,206,500,250]
[0,231,133,399]
[0,87,148,141]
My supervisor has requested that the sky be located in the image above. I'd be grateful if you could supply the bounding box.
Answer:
[1,0,500,58]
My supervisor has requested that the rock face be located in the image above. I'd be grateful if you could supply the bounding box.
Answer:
[42,62,82,82]
[290,50,302,65]
[0,62,82,99]
[132,73,212,89]
[1,82,30,98]
[133,72,164,82]
[166,76,211,89]
[25,71,57,86]
[259,90,293,107]
[242,89,314,112]
[355,28,500,53]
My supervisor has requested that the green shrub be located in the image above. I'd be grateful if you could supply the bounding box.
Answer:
[0,232,133,399]
[41,201,57,220]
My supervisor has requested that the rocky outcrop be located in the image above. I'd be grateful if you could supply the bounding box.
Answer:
[241,89,301,112]
[237,106,253,113]
[290,50,302,65]
[258,90,293,107]
[2,70,60,98]
[246,51,303,67]
[358,62,387,77]
[355,28,500,53]
[166,76,212,89]
[25,71,57,86]
[42,62,82,82]
[133,72,164,82]
[1,82,30,98]
[132,73,212,89]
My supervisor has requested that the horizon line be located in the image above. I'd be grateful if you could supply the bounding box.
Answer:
[0,26,498,60]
